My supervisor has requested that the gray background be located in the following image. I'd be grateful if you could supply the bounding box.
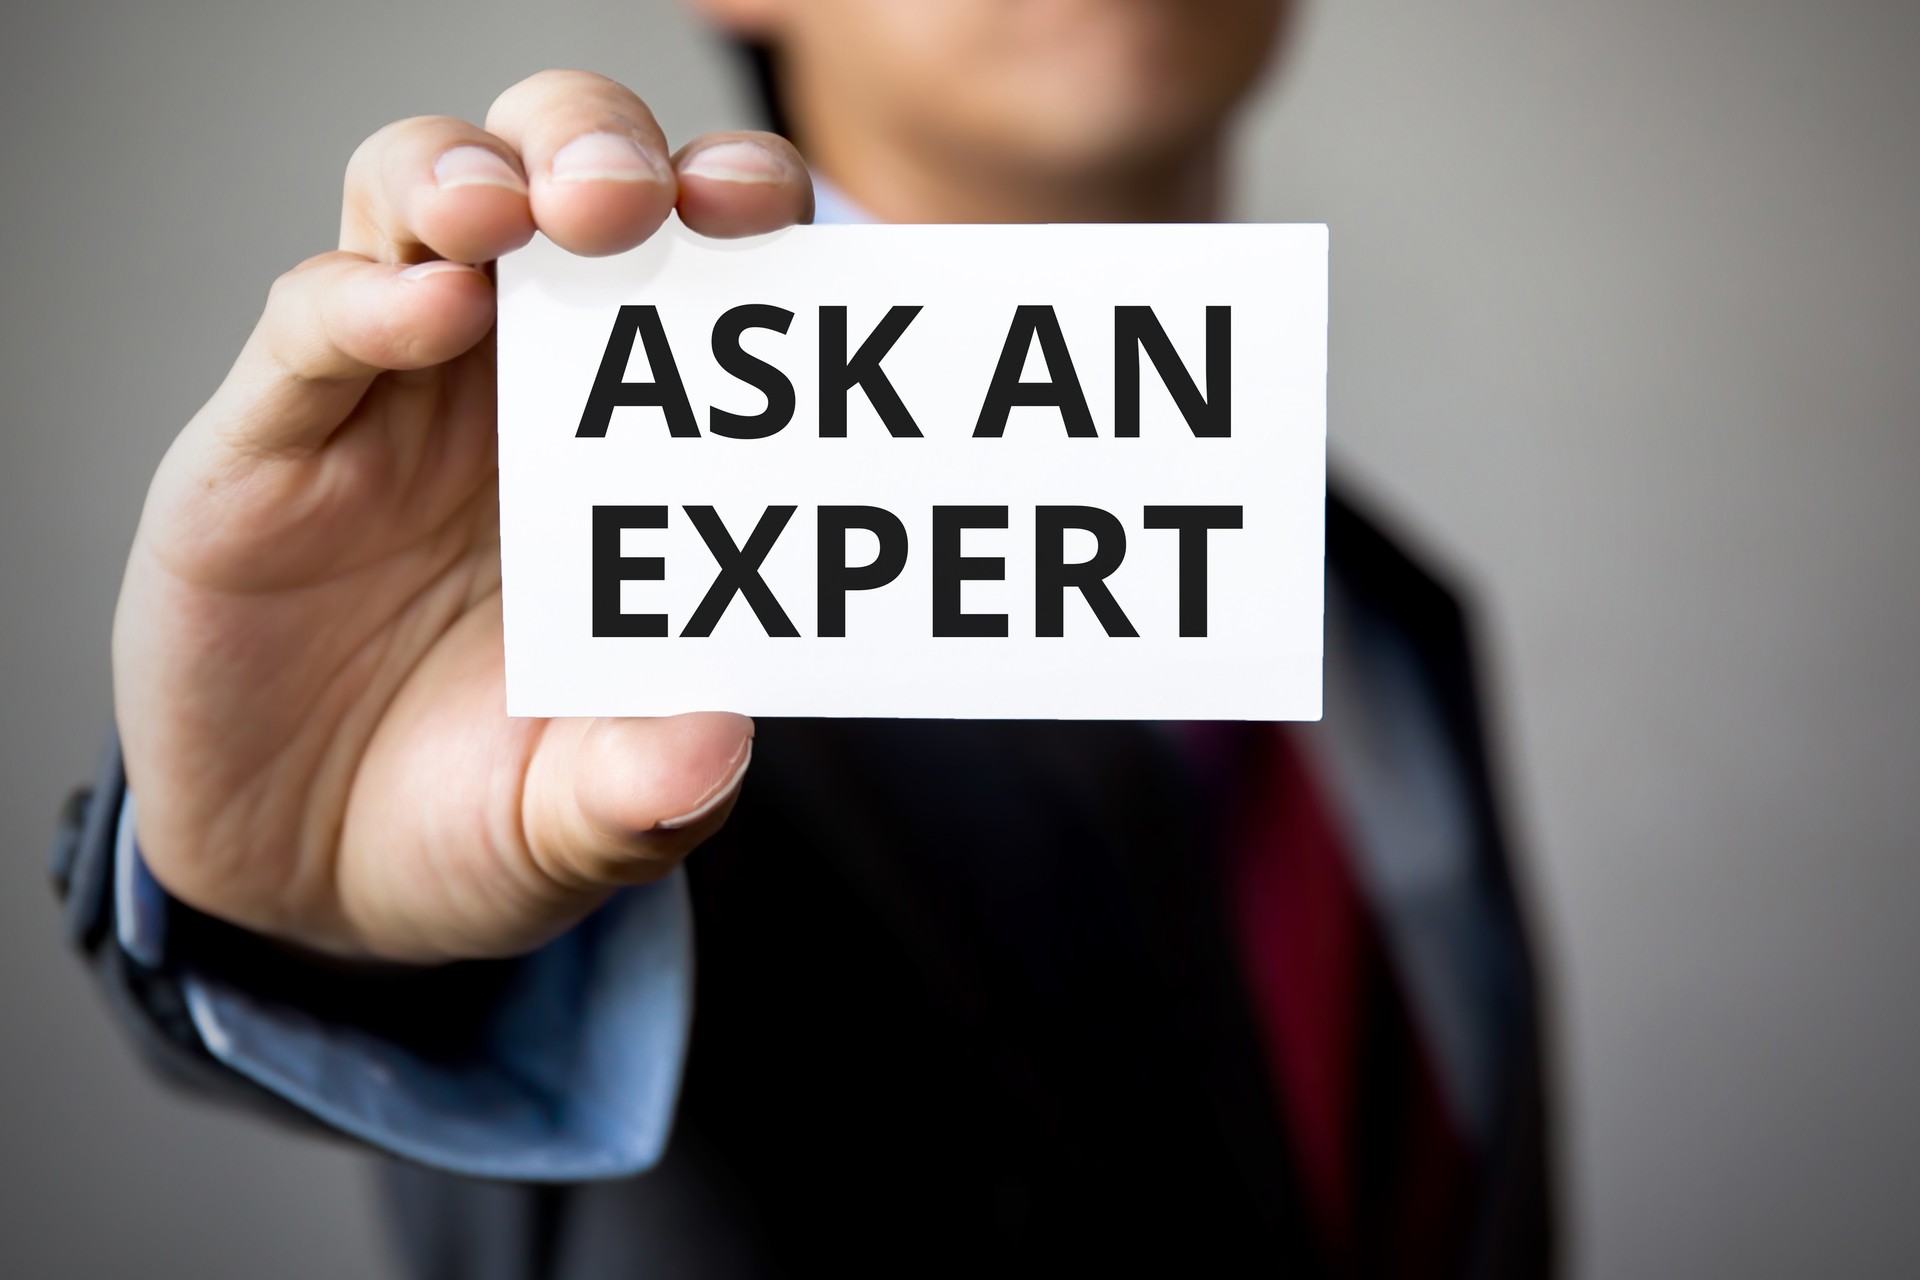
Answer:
[4,1,1916,1275]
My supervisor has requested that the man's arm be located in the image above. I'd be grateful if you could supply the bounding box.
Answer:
[55,728,693,1180]
[68,69,812,1170]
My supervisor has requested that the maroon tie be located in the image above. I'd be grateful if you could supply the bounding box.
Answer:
[1223,726,1473,1275]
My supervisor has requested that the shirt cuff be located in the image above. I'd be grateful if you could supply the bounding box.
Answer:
[113,791,694,1182]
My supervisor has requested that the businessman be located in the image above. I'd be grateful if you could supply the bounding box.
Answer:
[54,1,1553,1274]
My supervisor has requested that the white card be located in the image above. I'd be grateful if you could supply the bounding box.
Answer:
[496,220,1326,720]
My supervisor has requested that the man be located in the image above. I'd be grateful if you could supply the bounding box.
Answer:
[53,1,1552,1273]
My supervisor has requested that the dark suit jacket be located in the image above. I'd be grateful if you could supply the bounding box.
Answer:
[57,488,1553,1278]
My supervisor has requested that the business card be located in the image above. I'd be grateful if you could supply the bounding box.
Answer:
[496,219,1326,719]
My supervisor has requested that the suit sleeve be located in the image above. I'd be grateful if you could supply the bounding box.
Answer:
[52,727,694,1182]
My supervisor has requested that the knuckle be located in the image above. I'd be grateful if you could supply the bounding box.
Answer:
[489,68,572,116]
[264,262,315,311]
[267,252,351,305]
[489,67,647,125]
[265,267,303,308]
[345,118,410,179]
[407,112,471,134]
[263,274,299,320]
[257,254,370,382]
[346,115,466,182]
[534,66,626,96]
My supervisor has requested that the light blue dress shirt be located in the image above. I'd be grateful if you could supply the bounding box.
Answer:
[116,789,693,1181]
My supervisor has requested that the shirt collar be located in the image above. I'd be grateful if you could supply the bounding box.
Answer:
[811,174,875,227]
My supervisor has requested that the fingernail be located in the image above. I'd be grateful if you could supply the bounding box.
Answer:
[399,259,477,282]
[656,739,753,831]
[550,132,670,184]
[433,145,526,192]
[679,140,792,185]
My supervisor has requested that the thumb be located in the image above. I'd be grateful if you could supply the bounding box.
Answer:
[521,712,754,893]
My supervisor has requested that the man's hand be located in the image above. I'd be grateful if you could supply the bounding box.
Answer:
[112,71,811,963]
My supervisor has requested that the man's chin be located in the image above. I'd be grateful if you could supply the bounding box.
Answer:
[995,104,1229,185]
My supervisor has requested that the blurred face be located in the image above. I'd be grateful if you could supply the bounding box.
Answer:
[701,0,1294,179]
